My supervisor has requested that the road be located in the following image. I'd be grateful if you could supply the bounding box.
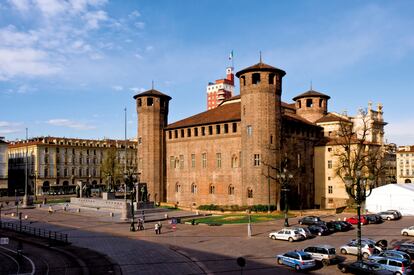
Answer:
[3,205,414,274]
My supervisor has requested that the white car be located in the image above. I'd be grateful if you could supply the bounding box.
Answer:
[401,226,414,236]
[269,228,304,242]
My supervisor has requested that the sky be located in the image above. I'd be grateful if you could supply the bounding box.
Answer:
[1,0,414,145]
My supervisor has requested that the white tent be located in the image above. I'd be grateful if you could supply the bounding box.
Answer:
[365,183,414,216]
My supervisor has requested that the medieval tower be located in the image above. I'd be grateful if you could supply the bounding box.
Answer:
[236,62,286,205]
[134,89,171,203]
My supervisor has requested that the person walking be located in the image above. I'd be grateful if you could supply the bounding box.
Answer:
[158,221,162,234]
[154,222,159,234]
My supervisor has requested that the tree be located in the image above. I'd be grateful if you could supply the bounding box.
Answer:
[100,147,122,191]
[333,108,386,201]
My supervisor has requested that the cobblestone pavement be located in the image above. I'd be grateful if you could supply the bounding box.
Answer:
[2,205,414,275]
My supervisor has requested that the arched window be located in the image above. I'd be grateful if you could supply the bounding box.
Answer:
[138,98,142,107]
[147,97,154,106]
[175,182,181,193]
[191,183,197,194]
[228,185,235,195]
[231,155,238,168]
[241,76,246,86]
[247,187,253,198]
[252,73,260,84]
[209,184,215,194]
[268,73,275,84]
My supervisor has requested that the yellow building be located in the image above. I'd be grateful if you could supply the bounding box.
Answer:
[8,137,136,196]
[0,137,8,195]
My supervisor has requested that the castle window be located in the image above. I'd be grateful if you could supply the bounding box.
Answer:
[201,127,205,136]
[44,168,49,177]
[216,125,221,134]
[79,168,82,177]
[216,153,222,168]
[187,128,191,137]
[174,130,178,138]
[228,184,234,195]
[327,147,332,152]
[319,99,323,107]
[168,131,172,139]
[138,137,142,144]
[241,76,246,86]
[247,188,253,198]
[297,153,301,168]
[209,184,215,194]
[254,154,260,166]
[224,124,228,133]
[202,153,207,168]
[231,155,238,168]
[175,182,181,193]
[147,97,154,106]
[181,129,184,138]
[160,98,165,108]
[170,156,175,168]
[247,125,252,136]
[306,98,313,107]
[194,128,198,136]
[175,157,179,168]
[232,123,237,133]
[270,135,273,144]
[269,73,275,84]
[191,183,197,194]
[138,98,142,106]
[191,154,195,168]
[208,126,213,135]
[328,160,332,169]
[298,100,302,108]
[179,155,184,169]
[328,186,333,194]
[252,73,260,84]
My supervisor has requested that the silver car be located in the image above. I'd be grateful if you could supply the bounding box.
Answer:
[303,245,336,266]
[340,240,377,259]
[377,211,398,221]
[288,227,313,239]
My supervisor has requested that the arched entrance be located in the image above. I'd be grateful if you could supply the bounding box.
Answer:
[405,179,412,183]
[42,181,50,194]
[63,181,69,194]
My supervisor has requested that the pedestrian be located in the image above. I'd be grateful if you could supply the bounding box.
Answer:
[48,206,53,215]
[154,222,159,234]
[158,221,162,234]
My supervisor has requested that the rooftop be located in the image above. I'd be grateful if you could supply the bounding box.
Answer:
[292,89,331,101]
[235,62,286,78]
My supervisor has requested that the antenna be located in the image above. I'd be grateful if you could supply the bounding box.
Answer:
[310,80,313,90]
[259,51,262,63]
[151,80,154,90]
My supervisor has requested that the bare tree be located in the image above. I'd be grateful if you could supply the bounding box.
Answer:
[100,147,122,191]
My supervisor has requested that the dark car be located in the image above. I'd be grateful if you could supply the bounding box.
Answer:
[298,216,322,226]
[339,221,354,231]
[394,243,414,258]
[337,261,393,274]
[308,223,330,236]
[326,221,342,233]
[365,214,383,224]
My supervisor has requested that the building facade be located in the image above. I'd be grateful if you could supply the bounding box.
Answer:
[206,67,235,110]
[0,137,8,195]
[135,61,388,210]
[396,145,414,183]
[8,137,136,196]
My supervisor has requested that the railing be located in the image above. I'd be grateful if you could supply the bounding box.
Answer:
[0,221,69,245]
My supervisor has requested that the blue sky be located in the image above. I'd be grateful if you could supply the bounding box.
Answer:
[1,0,414,145]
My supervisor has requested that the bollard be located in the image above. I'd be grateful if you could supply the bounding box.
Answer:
[38,204,42,208]
[63,206,67,211]
[164,213,168,219]
[24,215,28,219]
[109,212,114,217]
[11,213,15,217]
[77,208,81,213]
[196,210,199,215]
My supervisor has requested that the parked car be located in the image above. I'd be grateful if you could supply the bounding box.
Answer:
[370,257,412,275]
[337,261,393,274]
[387,210,402,219]
[339,221,354,231]
[269,228,304,242]
[326,221,342,232]
[401,226,414,237]
[393,243,414,258]
[365,214,383,224]
[303,245,337,266]
[308,224,330,236]
[352,238,385,252]
[346,216,369,225]
[340,241,378,258]
[288,227,313,239]
[377,211,398,221]
[369,250,411,263]
[298,215,322,225]
[276,251,316,271]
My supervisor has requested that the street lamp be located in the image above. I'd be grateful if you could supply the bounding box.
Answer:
[344,170,373,262]
[276,168,293,227]
[31,170,38,200]
[129,173,138,232]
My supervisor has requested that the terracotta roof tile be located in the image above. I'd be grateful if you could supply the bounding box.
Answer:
[315,113,350,124]
[133,89,171,100]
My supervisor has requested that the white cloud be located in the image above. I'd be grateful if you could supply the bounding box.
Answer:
[8,0,31,12]
[0,48,61,80]
[134,53,143,59]
[34,0,67,17]
[47,118,96,130]
[0,121,23,135]
[112,85,123,91]
[145,45,153,51]
[129,87,145,93]
[83,10,108,29]
[134,22,145,29]
[129,10,140,18]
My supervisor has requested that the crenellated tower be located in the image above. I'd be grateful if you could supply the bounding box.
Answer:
[236,62,286,205]
[134,89,171,203]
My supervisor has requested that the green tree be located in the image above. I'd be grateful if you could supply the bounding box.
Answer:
[101,147,122,191]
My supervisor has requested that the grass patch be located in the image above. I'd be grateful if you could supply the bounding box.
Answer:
[192,213,294,225]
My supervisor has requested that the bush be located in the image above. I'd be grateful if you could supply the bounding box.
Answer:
[198,204,220,211]
[197,204,276,212]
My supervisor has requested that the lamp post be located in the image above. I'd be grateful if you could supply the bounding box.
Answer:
[31,170,38,200]
[276,168,293,227]
[344,171,373,262]
[129,173,137,232]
